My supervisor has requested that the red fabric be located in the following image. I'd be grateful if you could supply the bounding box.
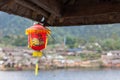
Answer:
[27,24,47,51]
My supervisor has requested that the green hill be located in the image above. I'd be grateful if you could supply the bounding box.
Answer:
[0,11,120,46]
[0,11,120,39]
[0,12,33,35]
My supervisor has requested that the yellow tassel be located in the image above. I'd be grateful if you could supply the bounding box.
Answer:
[32,51,42,57]
[35,63,39,76]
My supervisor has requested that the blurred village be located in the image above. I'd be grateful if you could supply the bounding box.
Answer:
[0,43,120,71]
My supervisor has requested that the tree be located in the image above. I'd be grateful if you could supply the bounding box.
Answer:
[88,36,96,43]
[66,36,76,48]
[101,38,118,51]
[12,35,27,46]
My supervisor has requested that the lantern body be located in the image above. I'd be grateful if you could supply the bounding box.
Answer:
[26,24,50,51]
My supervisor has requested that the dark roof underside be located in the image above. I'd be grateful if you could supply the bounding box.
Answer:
[1,0,120,26]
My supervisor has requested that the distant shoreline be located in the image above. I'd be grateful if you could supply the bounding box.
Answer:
[1,65,120,71]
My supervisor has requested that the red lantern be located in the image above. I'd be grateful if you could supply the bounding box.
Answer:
[26,23,50,51]
[26,23,50,75]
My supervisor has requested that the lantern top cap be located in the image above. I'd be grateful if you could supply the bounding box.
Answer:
[25,23,51,35]
[33,22,39,25]
[28,23,46,30]
[33,22,43,25]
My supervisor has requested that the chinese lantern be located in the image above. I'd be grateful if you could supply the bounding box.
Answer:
[25,23,50,75]
[26,23,50,51]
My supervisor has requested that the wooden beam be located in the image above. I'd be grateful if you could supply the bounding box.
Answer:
[53,12,120,26]
[47,14,56,25]
[0,0,13,7]
[29,0,61,17]
[51,2,120,26]
[63,2,120,17]
[15,0,49,18]
[0,2,43,22]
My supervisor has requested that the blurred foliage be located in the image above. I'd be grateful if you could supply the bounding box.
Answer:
[101,38,120,51]
[80,53,101,61]
[66,53,101,61]
[1,35,27,47]
[66,56,81,60]
[1,12,120,50]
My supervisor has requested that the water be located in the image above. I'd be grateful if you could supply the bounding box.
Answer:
[0,68,120,80]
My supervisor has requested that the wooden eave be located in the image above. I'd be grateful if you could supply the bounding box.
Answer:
[1,0,120,26]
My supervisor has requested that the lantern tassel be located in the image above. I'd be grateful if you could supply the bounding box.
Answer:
[35,62,39,76]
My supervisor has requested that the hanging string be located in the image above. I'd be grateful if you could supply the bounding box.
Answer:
[35,61,39,76]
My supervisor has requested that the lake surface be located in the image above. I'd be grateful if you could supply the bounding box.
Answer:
[0,68,120,80]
